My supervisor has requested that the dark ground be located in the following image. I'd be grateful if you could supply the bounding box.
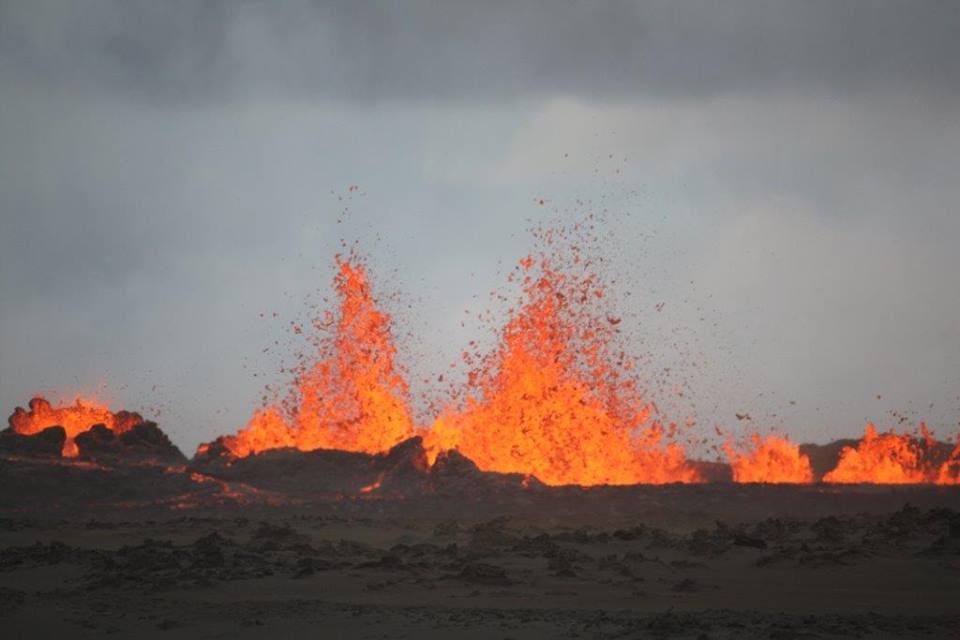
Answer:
[1,433,959,638]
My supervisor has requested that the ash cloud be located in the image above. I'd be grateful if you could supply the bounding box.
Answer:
[2,1,959,104]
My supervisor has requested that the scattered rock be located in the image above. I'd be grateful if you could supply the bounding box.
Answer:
[458,562,509,585]
[0,426,65,457]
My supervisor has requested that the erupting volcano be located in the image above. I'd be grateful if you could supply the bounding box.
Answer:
[201,221,698,486]
[188,219,960,488]
[8,396,143,457]
[9,229,960,488]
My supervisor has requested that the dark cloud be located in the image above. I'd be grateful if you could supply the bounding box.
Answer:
[2,1,958,104]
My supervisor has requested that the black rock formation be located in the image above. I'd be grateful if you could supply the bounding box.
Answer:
[0,425,66,457]
[75,421,186,463]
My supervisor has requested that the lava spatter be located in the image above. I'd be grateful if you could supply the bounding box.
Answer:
[423,222,699,485]
[206,254,416,458]
[823,423,940,484]
[8,396,143,457]
[724,434,813,483]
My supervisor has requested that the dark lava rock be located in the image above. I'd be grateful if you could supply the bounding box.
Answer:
[429,448,544,493]
[76,421,186,463]
[0,540,73,570]
[458,562,509,585]
[671,577,699,592]
[376,436,430,492]
[469,516,516,549]
[75,424,116,448]
[120,422,184,457]
[191,531,234,568]
[0,587,26,612]
[192,437,429,496]
[733,533,768,549]
[811,515,852,543]
[355,554,404,570]
[0,425,66,457]
[291,556,336,578]
[194,435,543,497]
[87,536,275,591]
[431,449,483,479]
[249,521,311,549]
[548,554,577,577]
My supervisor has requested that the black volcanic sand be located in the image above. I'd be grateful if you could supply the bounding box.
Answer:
[2,435,960,638]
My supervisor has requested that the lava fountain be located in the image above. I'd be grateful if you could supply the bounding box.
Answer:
[724,434,813,483]
[423,222,698,485]
[188,224,959,487]
[823,423,950,484]
[8,396,143,457]
[200,254,416,458]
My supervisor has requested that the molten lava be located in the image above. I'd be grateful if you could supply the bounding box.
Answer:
[937,442,960,485]
[822,423,940,484]
[724,434,813,483]
[209,255,415,458]
[423,237,698,485]
[186,225,960,486]
[8,396,142,457]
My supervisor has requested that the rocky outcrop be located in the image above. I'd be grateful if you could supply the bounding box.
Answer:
[74,421,186,464]
[0,425,66,457]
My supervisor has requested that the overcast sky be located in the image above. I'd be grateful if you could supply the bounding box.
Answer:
[2,1,959,455]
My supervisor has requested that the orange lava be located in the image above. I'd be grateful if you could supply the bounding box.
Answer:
[935,441,960,485]
[208,255,415,458]
[724,434,813,483]
[823,423,940,484]
[423,234,698,486]
[8,396,142,457]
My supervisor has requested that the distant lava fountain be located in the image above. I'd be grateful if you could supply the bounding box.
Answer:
[724,435,813,483]
[182,220,960,487]
[823,423,951,484]
[423,223,699,485]
[9,396,143,457]
[199,253,416,459]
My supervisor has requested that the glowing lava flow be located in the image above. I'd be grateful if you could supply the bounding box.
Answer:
[423,242,698,486]
[202,255,415,459]
[724,434,813,483]
[8,396,143,457]
[823,424,940,484]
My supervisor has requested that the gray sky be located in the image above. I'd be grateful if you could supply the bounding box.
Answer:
[2,0,959,455]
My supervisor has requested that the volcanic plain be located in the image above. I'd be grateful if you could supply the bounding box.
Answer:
[2,425,959,639]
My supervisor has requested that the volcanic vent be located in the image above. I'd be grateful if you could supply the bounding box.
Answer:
[4,396,184,463]
[197,220,701,486]
[197,253,417,460]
